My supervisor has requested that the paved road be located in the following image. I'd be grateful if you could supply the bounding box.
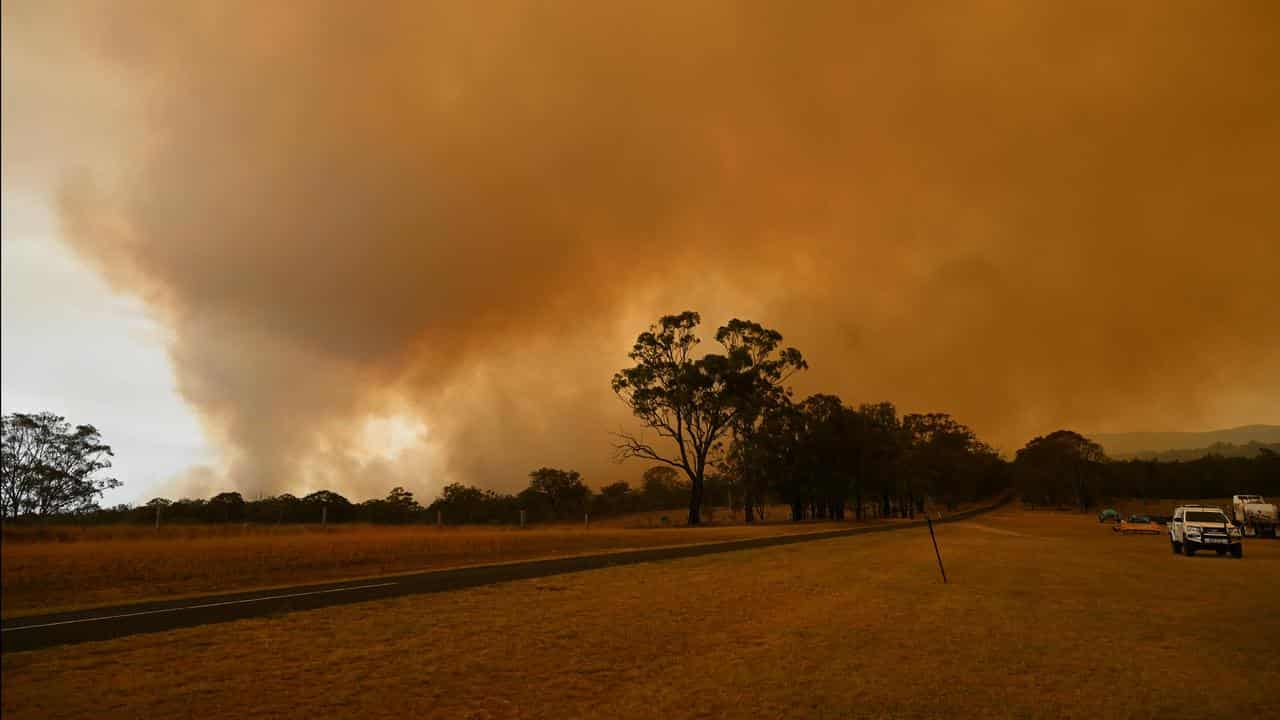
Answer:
[1,499,1005,653]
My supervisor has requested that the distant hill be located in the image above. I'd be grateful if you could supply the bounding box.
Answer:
[1091,425,1280,459]
[1119,441,1280,462]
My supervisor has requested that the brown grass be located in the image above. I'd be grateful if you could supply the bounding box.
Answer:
[1,517,855,618]
[590,503,797,527]
[4,509,1276,719]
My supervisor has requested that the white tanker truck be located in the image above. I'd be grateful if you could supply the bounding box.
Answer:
[1232,494,1278,538]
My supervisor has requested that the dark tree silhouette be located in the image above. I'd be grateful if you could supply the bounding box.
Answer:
[385,486,421,522]
[526,468,590,518]
[716,319,806,522]
[595,481,634,515]
[1,412,119,518]
[1014,430,1108,511]
[303,490,353,522]
[799,395,860,520]
[640,466,687,510]
[208,491,246,522]
[903,413,997,511]
[612,312,803,525]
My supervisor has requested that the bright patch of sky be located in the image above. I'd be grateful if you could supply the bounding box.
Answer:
[1,189,214,506]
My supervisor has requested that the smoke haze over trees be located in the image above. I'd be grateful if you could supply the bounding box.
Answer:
[11,442,1275,529]
[3,2,1278,501]
[1090,425,1280,459]
[6,393,1274,528]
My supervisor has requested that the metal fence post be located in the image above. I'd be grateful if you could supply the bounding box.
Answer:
[926,515,948,584]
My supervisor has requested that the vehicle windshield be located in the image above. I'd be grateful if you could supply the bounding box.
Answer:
[1186,511,1229,523]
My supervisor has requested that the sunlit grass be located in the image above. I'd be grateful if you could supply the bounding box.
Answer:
[4,509,1275,718]
[1,513,840,617]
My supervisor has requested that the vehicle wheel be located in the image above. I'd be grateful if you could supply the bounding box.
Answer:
[1231,545,1243,558]
[1171,541,1181,554]
[1184,542,1196,556]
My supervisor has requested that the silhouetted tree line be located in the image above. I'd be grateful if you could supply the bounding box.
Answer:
[1120,441,1279,462]
[611,312,1279,522]
[28,466,699,526]
[1106,449,1280,499]
[26,441,1276,527]
[1014,432,1279,509]
[713,396,1009,522]
[422,466,692,525]
[613,312,1009,524]
[7,315,1276,527]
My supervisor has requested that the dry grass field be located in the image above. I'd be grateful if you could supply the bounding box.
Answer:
[4,508,1276,719]
[1,517,854,618]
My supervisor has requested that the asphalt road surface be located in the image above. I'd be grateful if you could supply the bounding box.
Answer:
[2,499,1004,653]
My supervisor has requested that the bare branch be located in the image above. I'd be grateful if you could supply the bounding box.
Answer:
[611,430,690,472]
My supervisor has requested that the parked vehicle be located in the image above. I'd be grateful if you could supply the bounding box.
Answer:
[1114,517,1162,535]
[1169,505,1242,557]
[1231,494,1278,538]
[1098,508,1121,523]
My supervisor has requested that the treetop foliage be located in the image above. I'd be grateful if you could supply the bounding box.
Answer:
[2,412,120,519]
[612,312,805,524]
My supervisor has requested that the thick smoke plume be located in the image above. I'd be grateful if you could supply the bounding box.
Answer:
[4,1,1278,499]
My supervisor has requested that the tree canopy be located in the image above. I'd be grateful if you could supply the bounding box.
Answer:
[1014,430,1108,510]
[1,412,120,519]
[612,312,804,525]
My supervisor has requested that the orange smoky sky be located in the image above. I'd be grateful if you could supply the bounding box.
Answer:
[3,1,1278,500]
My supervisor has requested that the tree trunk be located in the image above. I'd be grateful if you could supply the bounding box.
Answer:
[744,491,755,525]
[688,474,704,526]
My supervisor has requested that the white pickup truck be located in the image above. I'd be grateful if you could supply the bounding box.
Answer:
[1169,505,1242,558]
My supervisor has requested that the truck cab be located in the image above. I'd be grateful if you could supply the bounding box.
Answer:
[1170,505,1242,558]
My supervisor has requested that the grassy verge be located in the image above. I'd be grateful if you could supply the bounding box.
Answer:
[4,509,1276,718]
[1,519,858,618]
